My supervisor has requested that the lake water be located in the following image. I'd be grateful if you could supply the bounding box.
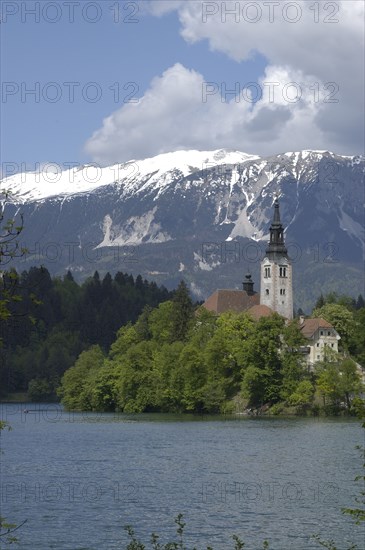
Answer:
[0,404,364,550]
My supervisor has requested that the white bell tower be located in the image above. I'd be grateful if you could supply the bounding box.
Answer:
[260,198,293,319]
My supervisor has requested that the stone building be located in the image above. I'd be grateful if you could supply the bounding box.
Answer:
[299,317,340,366]
[260,198,293,319]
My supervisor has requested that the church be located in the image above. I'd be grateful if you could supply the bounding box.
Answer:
[202,198,340,366]
[203,197,294,319]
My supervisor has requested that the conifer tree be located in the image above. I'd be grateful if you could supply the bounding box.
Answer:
[171,280,194,342]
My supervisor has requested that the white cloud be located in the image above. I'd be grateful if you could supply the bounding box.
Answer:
[140,0,186,17]
[85,62,347,164]
[85,1,364,164]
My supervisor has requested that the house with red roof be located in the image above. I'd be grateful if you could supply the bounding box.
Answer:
[299,316,340,366]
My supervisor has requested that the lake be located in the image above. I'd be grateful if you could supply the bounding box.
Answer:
[0,404,364,549]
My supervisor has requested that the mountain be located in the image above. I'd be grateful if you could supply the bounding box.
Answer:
[1,149,364,311]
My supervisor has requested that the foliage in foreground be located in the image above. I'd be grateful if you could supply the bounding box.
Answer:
[0,517,27,545]
[123,513,363,550]
[124,513,269,550]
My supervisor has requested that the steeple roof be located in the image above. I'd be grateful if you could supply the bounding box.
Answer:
[266,198,288,259]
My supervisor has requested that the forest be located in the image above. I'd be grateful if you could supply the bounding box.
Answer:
[0,267,173,399]
[1,266,364,415]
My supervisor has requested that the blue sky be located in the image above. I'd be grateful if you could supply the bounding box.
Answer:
[1,1,364,171]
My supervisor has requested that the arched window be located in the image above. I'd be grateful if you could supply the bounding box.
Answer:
[279,266,287,278]
[266,289,269,295]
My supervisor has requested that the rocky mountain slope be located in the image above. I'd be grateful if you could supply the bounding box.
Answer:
[2,149,364,311]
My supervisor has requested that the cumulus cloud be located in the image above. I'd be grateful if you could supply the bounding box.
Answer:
[85,63,346,164]
[85,1,364,164]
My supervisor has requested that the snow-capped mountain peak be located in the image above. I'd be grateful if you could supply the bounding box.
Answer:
[1,148,363,306]
[1,149,259,203]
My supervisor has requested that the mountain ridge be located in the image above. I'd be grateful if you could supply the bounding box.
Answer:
[1,149,364,310]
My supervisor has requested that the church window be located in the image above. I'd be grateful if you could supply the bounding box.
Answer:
[266,289,269,295]
[279,266,287,278]
[280,289,286,295]
[264,266,271,278]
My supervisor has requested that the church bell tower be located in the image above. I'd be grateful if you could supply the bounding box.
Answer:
[260,198,293,319]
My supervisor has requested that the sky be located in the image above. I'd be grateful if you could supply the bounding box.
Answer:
[1,0,364,173]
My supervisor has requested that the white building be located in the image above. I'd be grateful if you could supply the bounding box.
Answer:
[299,317,340,367]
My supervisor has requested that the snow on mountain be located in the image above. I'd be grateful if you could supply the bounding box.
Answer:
[1,148,364,307]
[3,148,362,251]
[1,149,259,203]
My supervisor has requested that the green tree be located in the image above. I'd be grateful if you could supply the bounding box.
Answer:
[316,361,343,408]
[152,342,185,412]
[315,293,325,309]
[240,315,285,407]
[338,359,363,410]
[349,308,365,367]
[28,378,54,402]
[170,280,194,342]
[114,340,157,412]
[288,380,315,411]
[87,360,119,412]
[315,356,362,411]
[148,301,175,344]
[179,343,206,412]
[58,345,105,410]
[109,323,141,358]
[280,320,309,402]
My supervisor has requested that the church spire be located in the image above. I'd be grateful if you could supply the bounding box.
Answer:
[260,196,293,320]
[272,198,281,225]
[266,198,288,259]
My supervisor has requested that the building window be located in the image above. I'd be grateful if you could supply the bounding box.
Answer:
[280,288,286,295]
[317,355,320,360]
[320,331,323,336]
[328,331,331,336]
[279,266,287,278]
[266,289,269,295]
[316,343,320,347]
[331,343,334,348]
[264,266,271,278]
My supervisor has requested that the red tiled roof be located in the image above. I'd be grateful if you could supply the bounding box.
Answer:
[247,304,275,320]
[299,317,334,338]
[202,290,259,314]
